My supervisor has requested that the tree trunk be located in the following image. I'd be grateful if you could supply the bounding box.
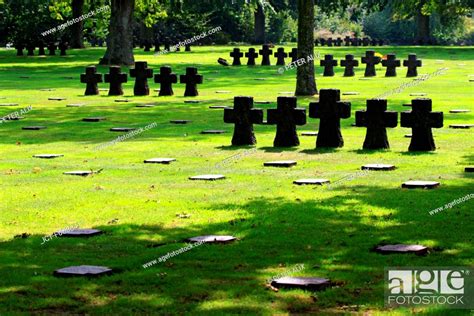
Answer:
[415,12,430,44]
[254,2,265,44]
[295,0,317,96]
[70,0,85,48]
[100,0,135,65]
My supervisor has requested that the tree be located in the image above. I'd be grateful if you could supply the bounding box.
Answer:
[70,0,85,48]
[295,0,317,96]
[100,0,136,65]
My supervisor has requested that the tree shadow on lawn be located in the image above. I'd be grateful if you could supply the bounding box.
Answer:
[0,182,472,314]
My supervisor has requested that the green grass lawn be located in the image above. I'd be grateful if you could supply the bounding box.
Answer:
[0,45,473,315]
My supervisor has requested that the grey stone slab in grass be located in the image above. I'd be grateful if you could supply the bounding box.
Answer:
[401,180,440,189]
[278,92,294,95]
[185,100,200,104]
[136,104,156,108]
[254,78,266,81]
[82,117,106,122]
[54,265,113,277]
[33,154,63,159]
[144,158,176,164]
[0,103,19,107]
[375,244,429,255]
[48,97,66,101]
[342,92,360,95]
[55,229,103,237]
[255,101,271,104]
[271,277,331,291]
[361,164,396,171]
[264,160,297,168]
[64,170,95,176]
[215,90,231,94]
[40,88,55,91]
[186,235,236,243]
[209,105,227,109]
[409,93,427,96]
[3,116,23,121]
[201,130,226,134]
[98,88,109,92]
[110,127,136,132]
[449,124,473,129]
[403,103,412,107]
[22,126,47,130]
[66,103,85,107]
[189,174,225,181]
[465,166,473,172]
[449,109,470,113]
[359,77,371,80]
[170,120,192,124]
[301,131,318,136]
[114,99,130,103]
[293,179,330,185]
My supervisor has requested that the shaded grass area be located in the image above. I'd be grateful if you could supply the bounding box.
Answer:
[0,46,473,315]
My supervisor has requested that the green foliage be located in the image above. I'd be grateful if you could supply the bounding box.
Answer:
[266,10,297,43]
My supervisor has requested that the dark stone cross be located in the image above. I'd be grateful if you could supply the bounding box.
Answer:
[289,48,298,63]
[80,66,103,96]
[180,67,203,97]
[164,41,171,51]
[319,38,326,46]
[344,36,352,46]
[371,38,378,46]
[362,37,370,46]
[185,44,191,51]
[104,66,128,96]
[335,37,343,46]
[355,99,398,149]
[403,54,422,77]
[154,39,160,52]
[267,97,306,147]
[143,40,152,52]
[314,39,320,46]
[351,37,359,46]
[274,47,288,66]
[230,48,243,66]
[401,98,443,151]
[38,41,46,56]
[378,39,385,46]
[259,44,273,66]
[48,43,56,56]
[130,61,153,96]
[154,66,177,96]
[327,37,333,47]
[320,55,338,77]
[309,89,351,148]
[16,44,25,56]
[245,48,258,65]
[59,42,68,56]
[381,53,401,77]
[223,96,264,145]
[340,54,359,77]
[27,44,35,56]
[361,50,381,77]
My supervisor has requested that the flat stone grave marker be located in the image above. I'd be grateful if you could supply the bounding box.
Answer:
[215,90,231,94]
[278,92,293,95]
[342,92,359,95]
[449,109,470,113]
[189,175,225,181]
[22,126,47,130]
[375,244,428,255]
[48,97,66,101]
[55,229,103,237]
[293,179,329,185]
[153,89,161,92]
[271,277,331,291]
[136,104,156,108]
[40,89,55,91]
[110,127,136,132]
[465,166,473,172]
[401,180,440,189]
[19,76,30,79]
[114,99,130,103]
[361,164,396,171]
[98,88,109,92]
[33,154,63,159]
[209,105,226,109]
[67,103,85,107]
[3,116,23,121]
[185,100,200,104]
[264,160,297,168]
[0,103,19,106]
[255,101,271,104]
[82,117,106,122]
[144,158,176,164]
[359,78,371,80]
[404,134,412,138]
[201,130,226,134]
[254,78,266,81]
[54,265,113,277]
[170,120,192,124]
[409,93,427,96]
[449,124,473,129]
[186,235,236,243]
[301,131,318,136]
[63,76,74,80]
[403,103,411,107]
[64,170,96,176]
